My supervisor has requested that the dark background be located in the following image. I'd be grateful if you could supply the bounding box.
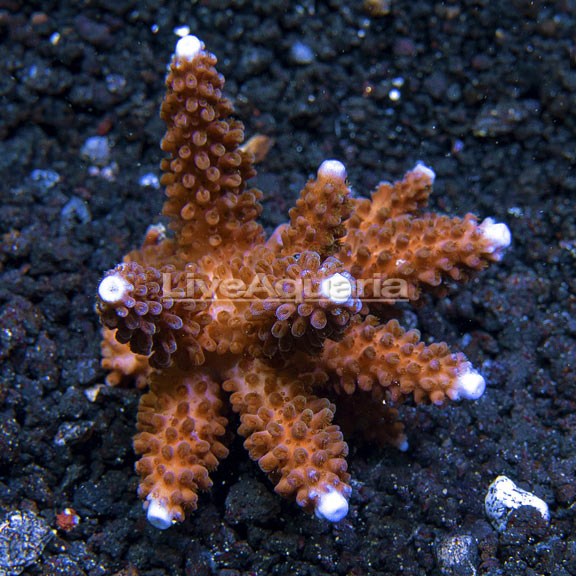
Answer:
[0,1,574,574]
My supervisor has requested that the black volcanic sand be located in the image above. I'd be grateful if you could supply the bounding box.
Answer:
[0,1,574,575]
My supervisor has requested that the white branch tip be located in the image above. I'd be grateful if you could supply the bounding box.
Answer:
[98,274,131,304]
[314,486,349,522]
[320,273,353,304]
[146,497,174,530]
[449,364,486,401]
[479,217,512,260]
[396,437,409,452]
[175,35,205,61]
[318,160,347,181]
[413,162,436,183]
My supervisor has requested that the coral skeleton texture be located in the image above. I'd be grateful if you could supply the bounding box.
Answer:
[96,35,511,529]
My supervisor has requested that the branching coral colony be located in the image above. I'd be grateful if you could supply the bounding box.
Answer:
[96,35,511,529]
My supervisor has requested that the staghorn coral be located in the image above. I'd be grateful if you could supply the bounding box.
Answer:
[96,35,511,529]
[223,358,351,519]
[101,326,150,388]
[134,367,229,524]
[310,315,485,405]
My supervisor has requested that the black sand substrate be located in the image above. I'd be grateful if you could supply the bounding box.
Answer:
[0,1,574,575]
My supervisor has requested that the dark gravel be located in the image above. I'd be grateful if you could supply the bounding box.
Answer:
[0,1,574,575]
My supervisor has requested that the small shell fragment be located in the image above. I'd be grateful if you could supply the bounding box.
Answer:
[485,475,550,532]
[240,134,274,164]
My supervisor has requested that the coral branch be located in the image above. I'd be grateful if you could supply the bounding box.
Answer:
[223,359,351,521]
[280,160,353,258]
[316,316,485,405]
[134,367,229,528]
[100,327,150,387]
[160,36,264,261]
[245,250,361,356]
[97,262,212,368]
[341,164,511,301]
[356,162,435,220]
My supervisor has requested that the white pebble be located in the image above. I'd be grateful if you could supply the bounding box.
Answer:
[30,169,61,190]
[485,475,549,532]
[291,41,314,64]
[436,535,477,574]
[139,172,160,189]
[81,136,110,167]
[174,25,191,37]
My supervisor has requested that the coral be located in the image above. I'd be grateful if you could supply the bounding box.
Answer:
[224,358,351,521]
[312,316,485,405]
[133,367,229,528]
[101,327,150,388]
[96,35,511,528]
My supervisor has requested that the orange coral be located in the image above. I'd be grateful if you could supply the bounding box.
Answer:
[157,38,263,262]
[101,327,150,388]
[313,316,483,405]
[340,164,510,302]
[96,35,511,528]
[133,367,228,528]
[279,160,353,258]
[224,358,350,517]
